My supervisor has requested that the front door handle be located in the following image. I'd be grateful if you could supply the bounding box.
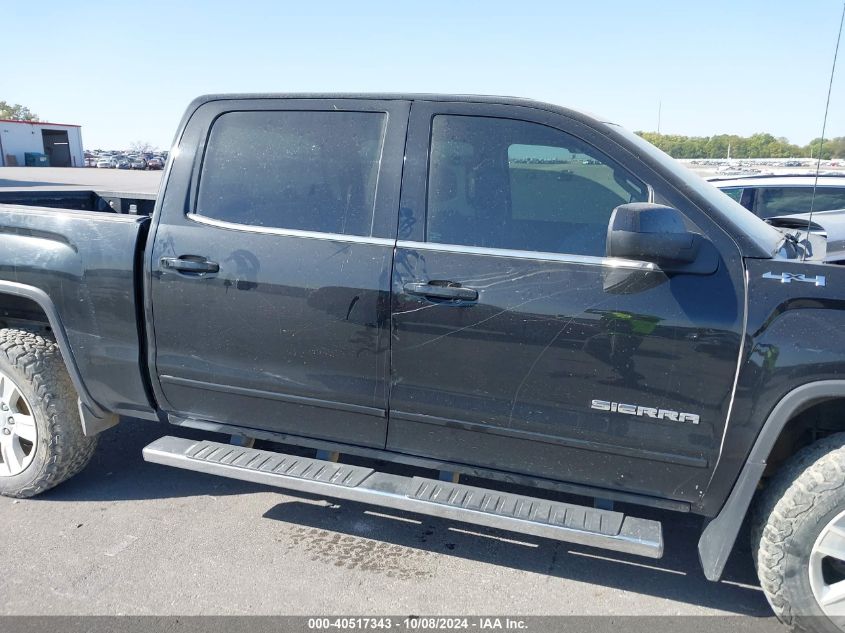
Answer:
[160,256,220,274]
[404,281,478,301]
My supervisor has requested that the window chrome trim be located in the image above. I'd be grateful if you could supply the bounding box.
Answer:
[396,240,657,270]
[187,213,396,247]
[187,216,656,269]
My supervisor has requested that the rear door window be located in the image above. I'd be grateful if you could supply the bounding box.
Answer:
[196,110,387,236]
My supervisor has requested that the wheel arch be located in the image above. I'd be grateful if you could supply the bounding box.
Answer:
[0,280,104,418]
[698,380,845,581]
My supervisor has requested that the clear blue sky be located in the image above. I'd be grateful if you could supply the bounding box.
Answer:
[5,0,844,149]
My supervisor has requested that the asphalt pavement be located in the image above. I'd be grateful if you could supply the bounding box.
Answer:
[0,418,769,617]
[0,166,162,193]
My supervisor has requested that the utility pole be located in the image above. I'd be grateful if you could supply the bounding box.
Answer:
[657,100,662,135]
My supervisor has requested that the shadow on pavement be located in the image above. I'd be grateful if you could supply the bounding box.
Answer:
[262,498,769,616]
[35,418,768,616]
[37,418,264,502]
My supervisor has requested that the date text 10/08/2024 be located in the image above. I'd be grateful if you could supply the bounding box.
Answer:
[307,618,529,631]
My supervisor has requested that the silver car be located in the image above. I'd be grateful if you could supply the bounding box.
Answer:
[766,210,845,264]
[711,174,845,219]
[711,175,845,264]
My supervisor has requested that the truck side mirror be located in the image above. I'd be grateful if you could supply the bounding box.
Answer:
[607,203,718,274]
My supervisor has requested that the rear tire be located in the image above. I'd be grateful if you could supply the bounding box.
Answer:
[752,433,845,632]
[0,328,97,498]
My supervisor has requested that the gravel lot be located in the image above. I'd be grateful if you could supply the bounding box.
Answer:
[0,167,771,620]
[0,166,161,193]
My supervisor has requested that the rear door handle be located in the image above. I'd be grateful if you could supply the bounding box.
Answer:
[404,281,478,301]
[160,256,220,274]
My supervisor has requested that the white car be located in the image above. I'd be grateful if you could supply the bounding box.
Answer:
[711,174,845,263]
[96,157,116,169]
[710,174,845,219]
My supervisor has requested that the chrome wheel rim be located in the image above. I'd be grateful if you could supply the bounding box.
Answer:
[810,507,845,620]
[0,369,37,477]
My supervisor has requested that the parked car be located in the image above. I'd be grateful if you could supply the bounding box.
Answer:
[761,209,845,263]
[710,174,845,219]
[712,175,845,263]
[96,157,116,169]
[146,157,164,170]
[115,157,132,170]
[129,156,147,170]
[1,94,845,630]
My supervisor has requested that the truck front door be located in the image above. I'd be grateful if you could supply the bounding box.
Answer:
[149,98,408,448]
[388,101,746,504]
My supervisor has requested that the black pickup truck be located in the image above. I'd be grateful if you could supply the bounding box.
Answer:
[1,94,844,630]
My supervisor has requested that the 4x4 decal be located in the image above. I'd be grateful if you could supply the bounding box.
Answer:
[762,271,826,287]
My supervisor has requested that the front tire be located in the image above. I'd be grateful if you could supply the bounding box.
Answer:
[753,433,845,632]
[0,328,97,498]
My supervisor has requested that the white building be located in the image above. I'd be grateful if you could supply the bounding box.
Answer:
[0,119,84,167]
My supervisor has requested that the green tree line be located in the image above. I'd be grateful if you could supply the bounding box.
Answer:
[636,131,845,160]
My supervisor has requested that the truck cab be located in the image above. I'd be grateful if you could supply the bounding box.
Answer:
[148,96,757,512]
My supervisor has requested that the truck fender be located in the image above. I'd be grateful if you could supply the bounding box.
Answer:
[698,380,845,581]
[0,280,108,424]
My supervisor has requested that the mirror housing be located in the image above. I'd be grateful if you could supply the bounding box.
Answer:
[607,203,717,274]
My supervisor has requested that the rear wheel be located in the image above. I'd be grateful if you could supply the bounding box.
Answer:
[0,328,97,498]
[0,366,38,476]
[753,433,845,632]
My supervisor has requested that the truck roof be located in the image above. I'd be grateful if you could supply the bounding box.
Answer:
[187,92,615,125]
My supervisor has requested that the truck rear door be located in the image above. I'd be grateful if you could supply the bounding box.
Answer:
[148,98,409,448]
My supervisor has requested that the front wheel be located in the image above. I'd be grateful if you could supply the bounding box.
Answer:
[753,433,845,632]
[0,328,97,498]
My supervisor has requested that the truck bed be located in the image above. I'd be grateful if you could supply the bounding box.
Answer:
[0,189,156,215]
[0,202,154,417]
